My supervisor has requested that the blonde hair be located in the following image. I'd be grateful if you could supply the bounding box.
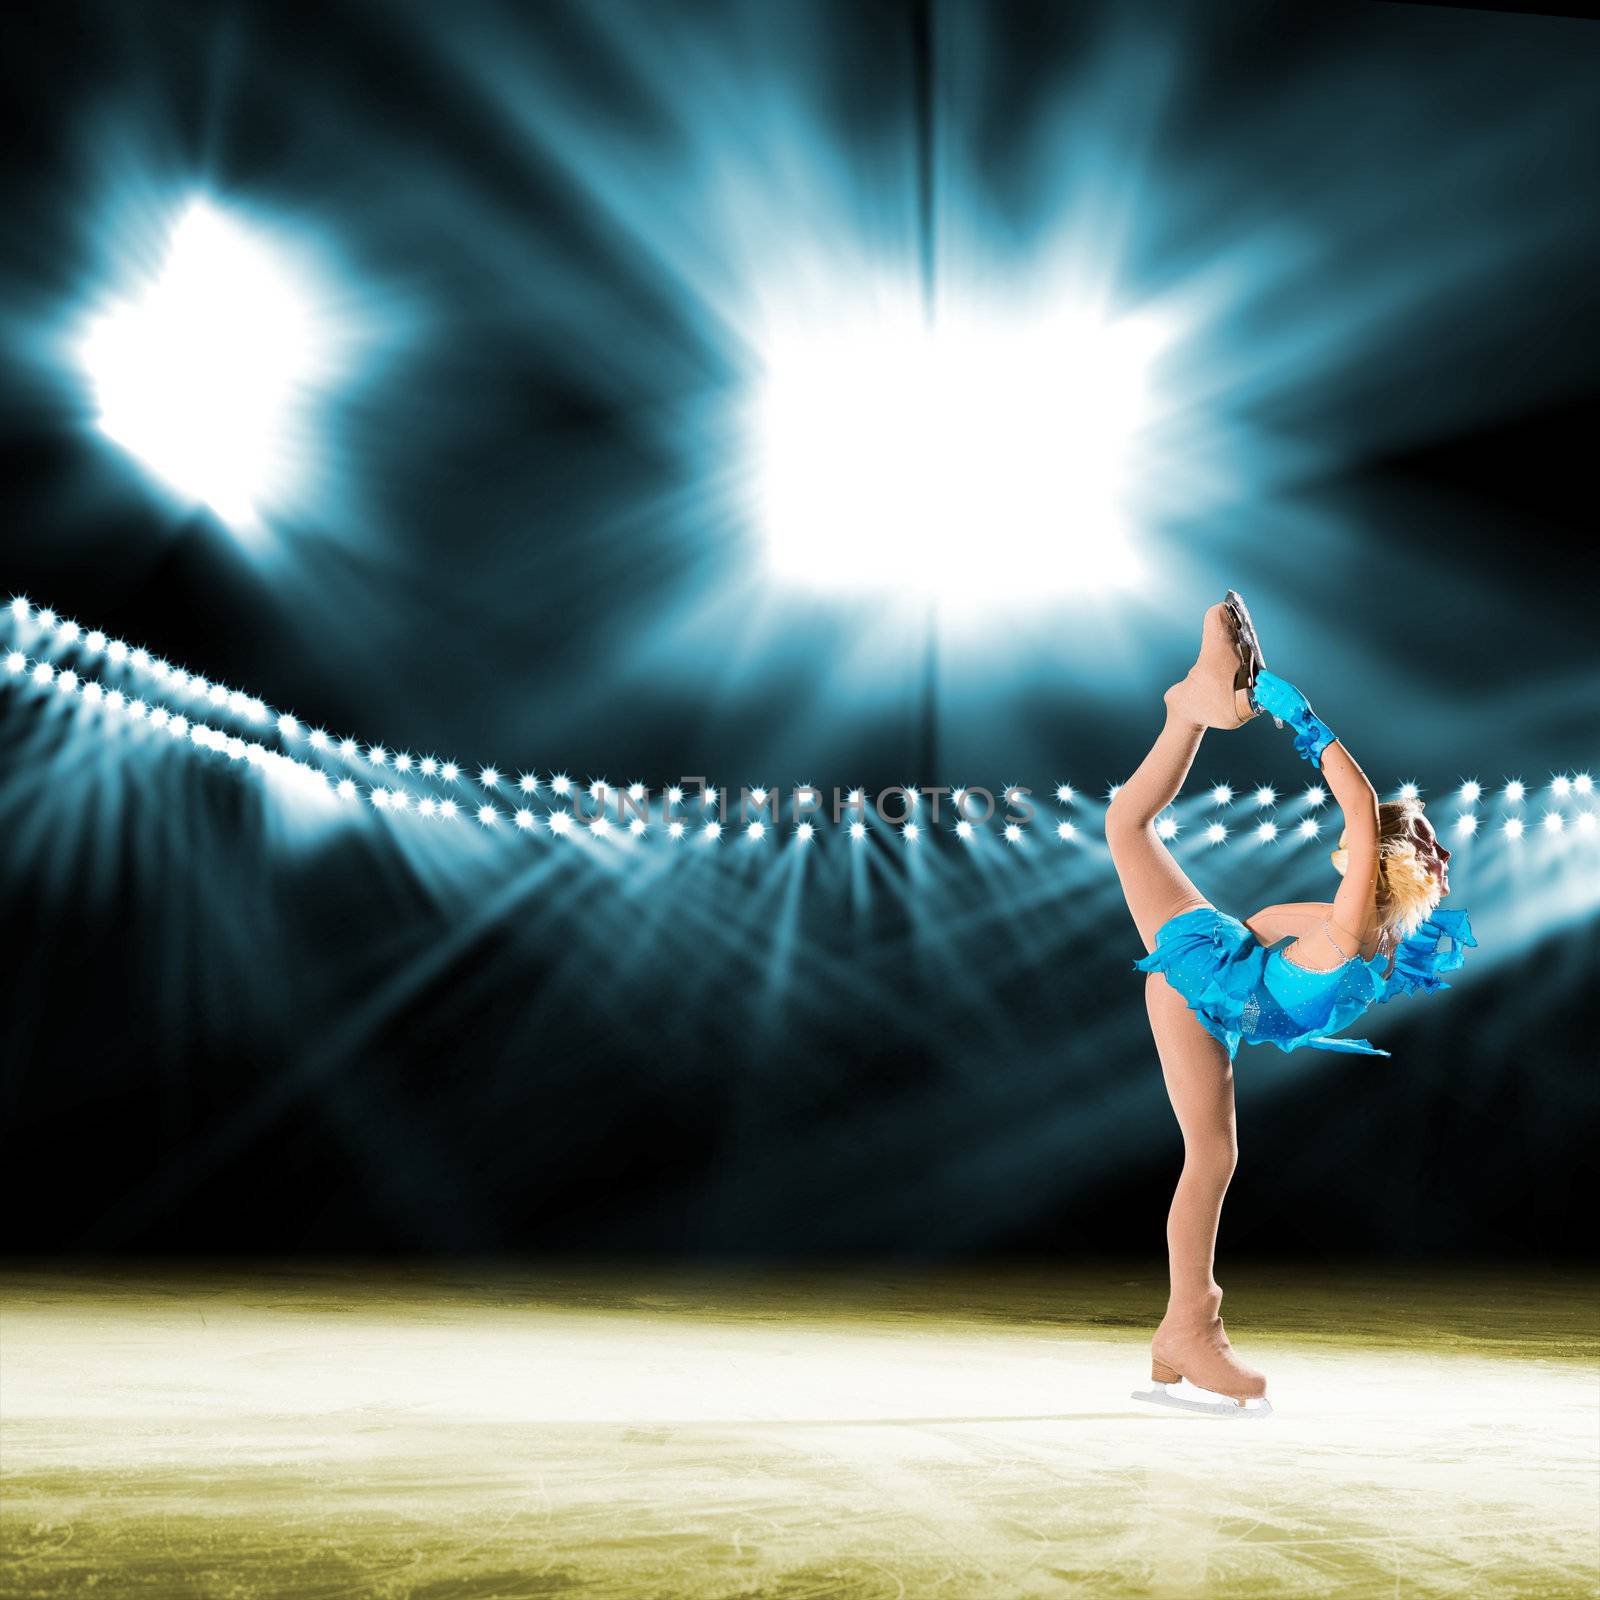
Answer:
[1329,798,1440,940]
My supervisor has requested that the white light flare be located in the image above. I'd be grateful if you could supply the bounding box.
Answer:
[78,198,349,537]
[752,304,1165,613]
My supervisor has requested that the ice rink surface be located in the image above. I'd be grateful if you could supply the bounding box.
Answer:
[2,1265,1595,1597]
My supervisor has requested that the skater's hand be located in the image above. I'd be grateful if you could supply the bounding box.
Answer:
[1251,670,1313,724]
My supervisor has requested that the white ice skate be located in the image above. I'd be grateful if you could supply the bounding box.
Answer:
[1131,1378,1273,1418]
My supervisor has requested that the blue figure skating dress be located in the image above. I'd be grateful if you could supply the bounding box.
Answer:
[1133,906,1476,1059]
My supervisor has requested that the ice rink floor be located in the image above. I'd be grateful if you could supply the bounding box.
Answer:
[1,1264,1596,1598]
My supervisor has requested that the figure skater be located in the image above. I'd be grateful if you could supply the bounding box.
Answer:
[1104,592,1475,1416]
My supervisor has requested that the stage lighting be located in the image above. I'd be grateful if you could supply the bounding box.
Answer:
[1577,812,1597,834]
[437,800,458,821]
[1055,820,1075,841]
[848,821,867,842]
[1504,817,1524,840]
[1542,812,1564,835]
[550,772,571,796]
[1254,786,1275,808]
[1459,779,1482,804]
[79,199,340,535]
[796,821,815,843]
[514,808,535,831]
[4,650,23,675]
[1574,774,1593,796]
[441,762,461,784]
[748,821,767,841]
[1551,775,1571,798]
[1055,783,1075,804]
[1205,822,1227,844]
[1297,818,1319,838]
[666,785,683,806]
[957,819,975,841]
[1504,780,1526,803]
[1155,816,1178,840]
[1398,781,1420,802]
[521,773,541,795]
[1305,786,1326,807]
[1210,784,1232,806]
[667,820,686,840]
[1456,813,1479,836]
[752,305,1162,611]
[629,818,646,837]
[903,822,920,842]
[1256,821,1277,842]
[480,766,501,789]
[1003,823,1022,843]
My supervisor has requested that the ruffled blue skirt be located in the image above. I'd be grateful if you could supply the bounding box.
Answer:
[1133,906,1392,1060]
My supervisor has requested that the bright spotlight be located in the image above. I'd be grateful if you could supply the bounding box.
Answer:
[752,304,1163,611]
[1055,783,1075,804]
[1459,779,1481,804]
[848,821,866,842]
[1542,811,1565,834]
[1503,817,1524,840]
[1551,775,1571,798]
[1055,820,1075,841]
[1574,773,1593,796]
[956,819,975,841]
[1456,813,1479,836]
[1254,786,1276,808]
[1504,780,1525,804]
[78,198,345,535]
[796,821,815,843]
[1577,812,1597,834]
[902,822,920,842]
[1155,815,1178,840]
[1210,784,1232,806]
[1256,821,1278,842]
[1003,823,1022,843]
[1304,786,1326,807]
[1397,781,1421,802]
[1205,822,1227,844]
[1297,818,1319,839]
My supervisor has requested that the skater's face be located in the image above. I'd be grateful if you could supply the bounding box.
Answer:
[1409,814,1451,895]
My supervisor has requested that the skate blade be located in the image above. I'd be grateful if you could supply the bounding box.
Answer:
[1131,1381,1273,1419]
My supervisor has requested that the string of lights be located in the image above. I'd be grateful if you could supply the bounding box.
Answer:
[5,598,1595,849]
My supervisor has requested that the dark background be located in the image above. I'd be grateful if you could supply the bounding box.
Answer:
[1,0,1595,1262]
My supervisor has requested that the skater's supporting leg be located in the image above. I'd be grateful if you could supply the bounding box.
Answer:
[1145,973,1236,1307]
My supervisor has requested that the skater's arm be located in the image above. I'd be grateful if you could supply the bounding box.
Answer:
[1321,739,1380,955]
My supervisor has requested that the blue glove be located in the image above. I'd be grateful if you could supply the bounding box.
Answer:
[1252,669,1337,767]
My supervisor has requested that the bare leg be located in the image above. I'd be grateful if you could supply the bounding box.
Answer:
[1104,602,1248,951]
[1147,973,1237,1308]
[1144,973,1268,1400]
[1105,706,1210,952]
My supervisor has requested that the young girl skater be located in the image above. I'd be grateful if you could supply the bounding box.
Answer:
[1104,592,1474,1416]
